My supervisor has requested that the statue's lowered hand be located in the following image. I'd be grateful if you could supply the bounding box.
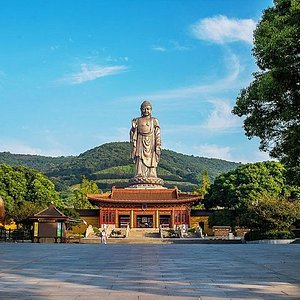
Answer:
[156,147,161,156]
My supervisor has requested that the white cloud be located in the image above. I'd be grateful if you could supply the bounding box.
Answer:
[247,150,272,163]
[152,46,167,52]
[163,140,272,163]
[50,45,60,51]
[171,41,190,51]
[229,149,273,164]
[0,139,66,157]
[152,41,189,53]
[106,56,129,62]
[191,15,256,44]
[204,99,241,131]
[0,129,77,157]
[0,141,42,155]
[141,52,241,101]
[193,144,270,163]
[95,127,128,143]
[195,144,232,161]
[60,64,128,85]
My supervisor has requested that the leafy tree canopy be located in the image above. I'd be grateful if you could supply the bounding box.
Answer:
[0,164,61,225]
[65,176,101,209]
[240,195,300,231]
[193,170,211,196]
[232,0,300,183]
[192,170,211,210]
[204,161,289,209]
[208,210,237,228]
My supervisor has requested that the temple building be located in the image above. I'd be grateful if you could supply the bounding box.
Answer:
[87,186,201,229]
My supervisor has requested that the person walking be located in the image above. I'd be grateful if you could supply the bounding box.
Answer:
[101,229,107,244]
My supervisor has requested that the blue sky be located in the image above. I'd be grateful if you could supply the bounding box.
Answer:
[0,0,274,162]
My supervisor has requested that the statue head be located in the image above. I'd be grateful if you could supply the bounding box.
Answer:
[140,100,152,117]
[141,100,152,109]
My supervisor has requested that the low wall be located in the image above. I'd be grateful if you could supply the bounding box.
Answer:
[213,226,231,238]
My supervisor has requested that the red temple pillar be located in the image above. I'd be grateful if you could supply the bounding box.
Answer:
[99,209,102,227]
[171,207,175,229]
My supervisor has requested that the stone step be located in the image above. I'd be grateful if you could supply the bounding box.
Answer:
[128,228,160,239]
[108,238,164,244]
[78,237,243,244]
[80,237,100,244]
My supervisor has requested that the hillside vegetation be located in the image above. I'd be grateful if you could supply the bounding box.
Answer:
[0,142,239,192]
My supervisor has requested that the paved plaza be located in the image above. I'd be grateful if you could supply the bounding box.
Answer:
[0,243,299,300]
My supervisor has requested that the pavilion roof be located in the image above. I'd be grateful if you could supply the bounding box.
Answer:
[29,204,69,220]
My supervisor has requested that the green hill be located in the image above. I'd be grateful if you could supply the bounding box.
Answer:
[0,151,74,173]
[0,142,240,192]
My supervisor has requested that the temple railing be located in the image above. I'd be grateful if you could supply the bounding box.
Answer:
[0,228,31,242]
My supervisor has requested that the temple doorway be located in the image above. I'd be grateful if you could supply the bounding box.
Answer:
[136,215,153,228]
[159,215,171,227]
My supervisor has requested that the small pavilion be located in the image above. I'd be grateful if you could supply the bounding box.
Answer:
[29,204,69,243]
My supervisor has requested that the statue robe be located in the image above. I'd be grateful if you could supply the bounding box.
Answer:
[130,116,161,178]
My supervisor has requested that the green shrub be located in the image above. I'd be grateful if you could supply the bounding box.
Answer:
[291,229,300,238]
[93,227,100,233]
[272,230,293,239]
[208,210,237,228]
[111,229,122,236]
[168,229,178,238]
[245,230,295,241]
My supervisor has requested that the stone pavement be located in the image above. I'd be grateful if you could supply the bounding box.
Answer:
[0,243,299,300]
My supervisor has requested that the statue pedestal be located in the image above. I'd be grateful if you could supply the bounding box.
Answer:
[128,176,165,189]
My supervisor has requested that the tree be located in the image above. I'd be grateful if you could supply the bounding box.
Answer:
[204,161,300,231]
[0,164,27,213]
[67,176,101,209]
[194,170,211,196]
[192,170,211,209]
[208,210,237,228]
[204,161,287,209]
[0,164,61,225]
[232,0,300,183]
[240,195,300,231]
[10,201,44,228]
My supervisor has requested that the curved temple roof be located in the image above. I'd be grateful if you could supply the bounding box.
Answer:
[88,187,202,205]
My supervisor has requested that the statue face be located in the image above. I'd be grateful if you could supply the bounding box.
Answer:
[141,105,152,117]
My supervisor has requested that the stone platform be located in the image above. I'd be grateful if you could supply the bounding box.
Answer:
[80,237,243,244]
[1,243,300,299]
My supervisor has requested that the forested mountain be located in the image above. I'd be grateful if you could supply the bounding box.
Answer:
[0,142,240,192]
[0,151,74,173]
